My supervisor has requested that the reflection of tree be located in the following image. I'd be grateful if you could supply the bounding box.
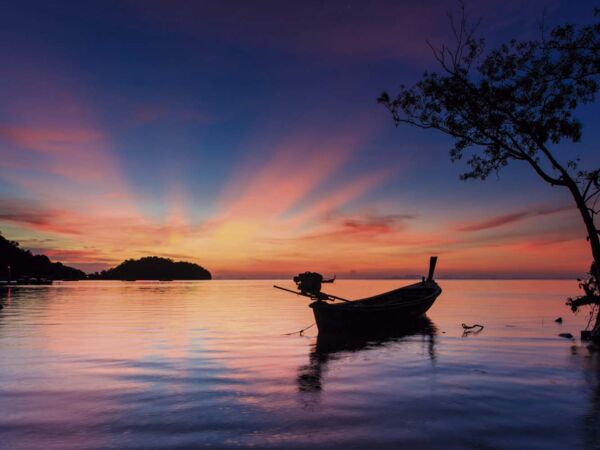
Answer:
[582,350,600,448]
[0,288,8,336]
[296,317,437,396]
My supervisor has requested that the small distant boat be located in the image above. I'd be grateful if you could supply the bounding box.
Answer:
[275,257,442,335]
[18,278,53,285]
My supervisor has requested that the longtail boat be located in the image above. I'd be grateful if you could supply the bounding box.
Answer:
[274,257,441,335]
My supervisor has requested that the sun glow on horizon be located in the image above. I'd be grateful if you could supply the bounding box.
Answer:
[0,95,589,278]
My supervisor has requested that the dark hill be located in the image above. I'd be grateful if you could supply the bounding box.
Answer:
[89,256,211,280]
[0,233,86,280]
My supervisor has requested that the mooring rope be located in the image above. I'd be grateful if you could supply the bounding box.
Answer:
[282,323,315,336]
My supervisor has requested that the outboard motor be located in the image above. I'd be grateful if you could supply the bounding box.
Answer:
[293,272,325,296]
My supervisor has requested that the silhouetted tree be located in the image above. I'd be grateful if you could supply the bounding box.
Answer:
[379,7,600,334]
[0,232,86,280]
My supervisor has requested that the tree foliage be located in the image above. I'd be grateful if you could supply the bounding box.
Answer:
[0,232,86,280]
[379,7,599,184]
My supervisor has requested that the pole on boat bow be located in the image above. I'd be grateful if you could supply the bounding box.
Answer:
[427,256,438,280]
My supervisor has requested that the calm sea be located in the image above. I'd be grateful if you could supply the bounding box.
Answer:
[0,280,598,450]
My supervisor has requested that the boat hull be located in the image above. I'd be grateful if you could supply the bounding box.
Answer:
[310,280,441,335]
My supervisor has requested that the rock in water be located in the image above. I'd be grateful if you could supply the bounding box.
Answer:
[554,317,563,323]
[558,333,573,339]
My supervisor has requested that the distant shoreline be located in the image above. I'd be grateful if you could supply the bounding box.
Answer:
[56,277,579,281]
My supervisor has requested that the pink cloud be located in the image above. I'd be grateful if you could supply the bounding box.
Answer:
[0,58,132,196]
[0,126,102,156]
[457,205,572,232]
[0,199,86,236]
[284,168,396,228]
[299,212,416,241]
[28,248,112,264]
[457,212,530,232]
[218,118,378,221]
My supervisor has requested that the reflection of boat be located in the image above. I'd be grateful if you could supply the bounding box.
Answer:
[297,317,436,393]
[276,257,441,335]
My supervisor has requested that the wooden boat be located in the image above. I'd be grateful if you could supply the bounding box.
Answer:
[275,257,441,335]
[310,278,440,334]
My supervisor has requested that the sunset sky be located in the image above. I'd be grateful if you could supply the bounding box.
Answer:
[1,0,599,278]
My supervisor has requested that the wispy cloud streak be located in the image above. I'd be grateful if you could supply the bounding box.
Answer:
[457,205,572,232]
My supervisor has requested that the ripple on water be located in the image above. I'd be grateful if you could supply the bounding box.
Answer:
[0,280,595,449]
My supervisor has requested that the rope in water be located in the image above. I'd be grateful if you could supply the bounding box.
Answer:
[462,323,484,330]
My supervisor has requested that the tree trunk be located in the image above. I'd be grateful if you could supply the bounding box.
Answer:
[567,181,600,334]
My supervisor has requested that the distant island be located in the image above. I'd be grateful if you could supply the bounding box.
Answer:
[0,233,86,280]
[89,256,212,280]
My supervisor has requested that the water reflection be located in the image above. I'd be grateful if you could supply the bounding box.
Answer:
[0,281,595,449]
[297,317,436,393]
[0,286,9,306]
[579,348,600,448]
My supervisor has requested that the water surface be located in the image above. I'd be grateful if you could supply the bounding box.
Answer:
[0,280,597,449]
